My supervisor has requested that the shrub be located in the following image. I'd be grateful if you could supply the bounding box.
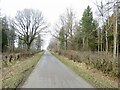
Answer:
[2,51,37,67]
[57,50,118,77]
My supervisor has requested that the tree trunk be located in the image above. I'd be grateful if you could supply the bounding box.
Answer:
[113,9,118,59]
[105,30,108,53]
[105,7,110,54]
[82,37,85,49]
[100,28,103,52]
[65,34,68,50]
[27,44,31,51]
[117,42,119,59]
[65,40,68,50]
[86,37,89,50]
[98,29,100,53]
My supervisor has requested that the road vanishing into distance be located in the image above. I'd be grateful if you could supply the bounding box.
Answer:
[22,51,94,88]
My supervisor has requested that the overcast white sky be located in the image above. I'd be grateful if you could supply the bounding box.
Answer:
[0,0,99,49]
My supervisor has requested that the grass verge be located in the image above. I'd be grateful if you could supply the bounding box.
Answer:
[2,51,44,88]
[51,52,118,88]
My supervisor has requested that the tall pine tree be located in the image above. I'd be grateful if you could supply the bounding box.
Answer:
[81,6,96,50]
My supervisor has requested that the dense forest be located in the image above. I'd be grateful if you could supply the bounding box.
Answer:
[48,0,120,77]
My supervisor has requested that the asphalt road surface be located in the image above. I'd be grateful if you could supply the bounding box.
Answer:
[22,51,94,88]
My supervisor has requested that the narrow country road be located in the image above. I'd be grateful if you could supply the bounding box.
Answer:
[22,51,94,88]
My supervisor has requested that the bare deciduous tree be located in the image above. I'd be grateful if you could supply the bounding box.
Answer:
[51,8,76,50]
[113,1,119,58]
[12,9,47,51]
